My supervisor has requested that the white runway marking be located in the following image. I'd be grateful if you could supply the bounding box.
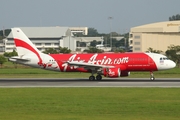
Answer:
[1,86,180,88]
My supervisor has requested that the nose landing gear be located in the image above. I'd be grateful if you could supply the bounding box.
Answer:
[150,71,155,81]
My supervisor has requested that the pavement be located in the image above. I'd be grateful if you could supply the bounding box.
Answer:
[0,78,180,88]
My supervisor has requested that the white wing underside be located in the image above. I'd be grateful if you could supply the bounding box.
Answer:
[66,61,114,69]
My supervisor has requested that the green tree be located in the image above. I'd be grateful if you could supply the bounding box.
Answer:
[73,33,84,37]
[0,36,3,40]
[113,48,125,53]
[0,55,7,68]
[59,47,71,53]
[146,47,163,53]
[79,42,86,47]
[169,14,180,21]
[0,29,11,40]
[3,50,18,68]
[43,47,71,54]
[76,41,86,47]
[90,40,101,47]
[43,48,58,54]
[4,49,18,57]
[111,32,120,36]
[124,33,129,50]
[165,45,180,65]
[87,28,99,37]
[83,47,104,53]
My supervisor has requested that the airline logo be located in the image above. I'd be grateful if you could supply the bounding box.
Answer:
[108,69,115,76]
[68,54,129,65]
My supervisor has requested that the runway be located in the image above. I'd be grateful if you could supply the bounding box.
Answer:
[0,78,180,88]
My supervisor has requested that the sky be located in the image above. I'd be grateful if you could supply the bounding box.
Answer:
[0,0,180,34]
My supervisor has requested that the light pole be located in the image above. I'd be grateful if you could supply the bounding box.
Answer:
[108,17,113,51]
[66,29,71,49]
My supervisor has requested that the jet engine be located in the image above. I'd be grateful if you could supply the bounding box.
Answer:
[103,68,130,78]
[120,71,130,77]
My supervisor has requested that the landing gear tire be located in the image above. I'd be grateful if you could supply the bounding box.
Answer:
[150,76,155,81]
[150,71,155,81]
[96,75,102,81]
[89,76,95,81]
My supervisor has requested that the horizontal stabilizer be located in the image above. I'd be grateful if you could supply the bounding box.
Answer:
[9,56,30,62]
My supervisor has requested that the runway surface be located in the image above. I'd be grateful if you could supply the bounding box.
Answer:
[0,78,180,88]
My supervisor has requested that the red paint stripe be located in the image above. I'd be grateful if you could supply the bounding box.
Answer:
[14,38,43,65]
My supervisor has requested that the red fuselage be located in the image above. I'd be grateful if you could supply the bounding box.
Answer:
[49,52,157,72]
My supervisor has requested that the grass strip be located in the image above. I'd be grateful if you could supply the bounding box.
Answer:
[0,62,180,78]
[0,88,180,120]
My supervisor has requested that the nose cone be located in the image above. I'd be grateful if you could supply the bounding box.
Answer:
[166,60,176,69]
[157,60,176,70]
[170,61,176,68]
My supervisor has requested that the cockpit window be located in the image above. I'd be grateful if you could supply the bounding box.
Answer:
[160,57,169,60]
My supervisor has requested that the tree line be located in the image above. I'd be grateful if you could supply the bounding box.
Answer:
[1,44,180,67]
[0,14,180,67]
[75,27,130,53]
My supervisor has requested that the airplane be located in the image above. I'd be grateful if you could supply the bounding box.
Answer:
[9,28,176,81]
[96,36,104,49]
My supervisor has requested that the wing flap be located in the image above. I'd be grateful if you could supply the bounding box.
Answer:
[66,61,114,68]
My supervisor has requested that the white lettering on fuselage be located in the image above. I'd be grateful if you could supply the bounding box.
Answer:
[61,54,129,72]
[68,54,129,65]
[68,54,85,63]
[108,69,115,76]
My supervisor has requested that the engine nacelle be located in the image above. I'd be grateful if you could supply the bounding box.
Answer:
[103,68,130,78]
[120,71,130,77]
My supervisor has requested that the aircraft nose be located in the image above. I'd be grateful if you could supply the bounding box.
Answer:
[170,61,176,68]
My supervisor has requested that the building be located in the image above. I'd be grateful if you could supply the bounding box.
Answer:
[129,21,180,53]
[69,27,88,35]
[2,27,88,52]
[1,26,122,53]
[76,36,118,52]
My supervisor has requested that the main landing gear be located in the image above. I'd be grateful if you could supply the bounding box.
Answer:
[89,70,102,81]
[150,71,155,81]
[89,74,102,81]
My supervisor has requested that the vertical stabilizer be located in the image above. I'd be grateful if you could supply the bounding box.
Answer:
[11,28,41,56]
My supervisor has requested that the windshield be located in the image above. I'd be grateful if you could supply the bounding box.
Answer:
[160,57,169,60]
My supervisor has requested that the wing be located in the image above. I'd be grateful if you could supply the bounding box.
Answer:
[66,61,114,69]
